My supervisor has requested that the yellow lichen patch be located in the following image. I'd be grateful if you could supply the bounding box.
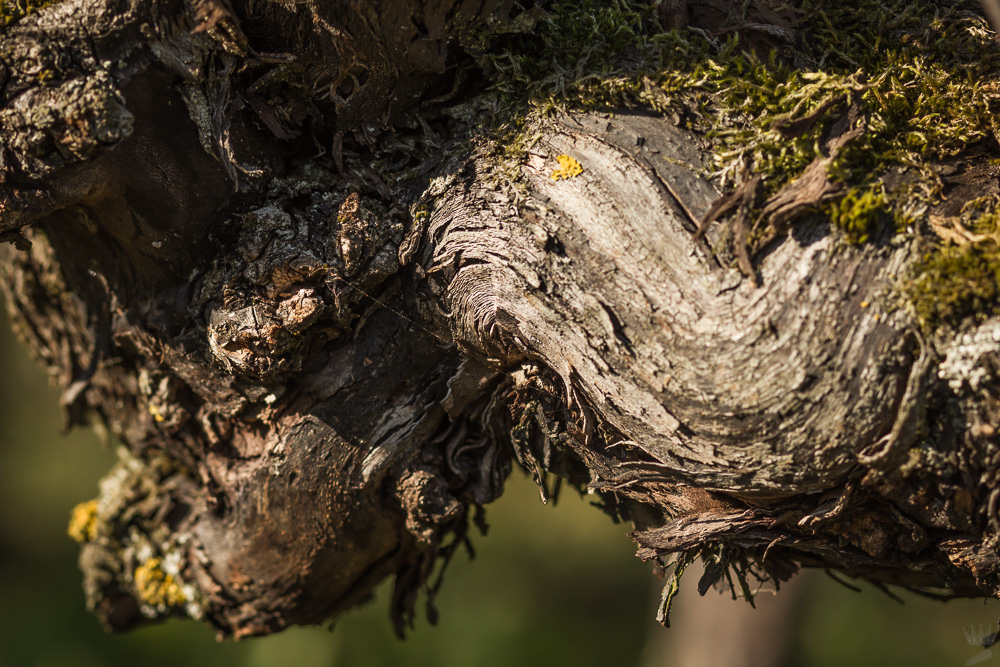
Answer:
[0,0,58,27]
[134,558,187,608]
[551,154,583,181]
[67,499,98,543]
[148,403,165,422]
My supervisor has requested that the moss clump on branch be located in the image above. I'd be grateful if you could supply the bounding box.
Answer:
[478,0,1000,327]
[490,0,1000,194]
[908,244,1000,329]
[827,185,888,245]
[905,198,1000,329]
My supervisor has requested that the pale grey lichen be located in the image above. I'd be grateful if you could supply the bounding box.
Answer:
[937,319,1000,392]
[76,448,206,623]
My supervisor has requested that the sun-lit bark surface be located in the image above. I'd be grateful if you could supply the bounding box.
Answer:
[3,0,1000,639]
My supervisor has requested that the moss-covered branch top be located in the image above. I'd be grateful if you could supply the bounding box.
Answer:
[475,0,1000,329]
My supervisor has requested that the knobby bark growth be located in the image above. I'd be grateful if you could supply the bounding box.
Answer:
[3,0,1000,639]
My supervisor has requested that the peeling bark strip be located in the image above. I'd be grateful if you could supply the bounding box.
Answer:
[2,0,1000,641]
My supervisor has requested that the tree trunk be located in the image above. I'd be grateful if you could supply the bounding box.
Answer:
[2,0,1000,640]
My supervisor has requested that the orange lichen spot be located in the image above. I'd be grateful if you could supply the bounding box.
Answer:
[149,404,166,422]
[551,154,583,181]
[67,499,98,543]
[134,558,187,608]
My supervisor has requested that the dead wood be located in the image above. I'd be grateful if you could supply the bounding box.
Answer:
[1,0,1000,641]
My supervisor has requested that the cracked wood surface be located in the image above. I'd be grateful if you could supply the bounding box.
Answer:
[430,111,917,495]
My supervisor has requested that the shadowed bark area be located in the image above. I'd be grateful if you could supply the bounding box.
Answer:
[2,0,1000,641]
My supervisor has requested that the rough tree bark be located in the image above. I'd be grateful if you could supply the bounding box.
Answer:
[3,0,1000,641]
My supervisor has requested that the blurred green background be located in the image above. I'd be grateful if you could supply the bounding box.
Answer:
[1,298,998,667]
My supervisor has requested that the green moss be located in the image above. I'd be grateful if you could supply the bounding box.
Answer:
[905,197,1000,330]
[488,0,1000,186]
[907,244,1000,329]
[475,0,1000,328]
[827,185,886,244]
[0,0,58,26]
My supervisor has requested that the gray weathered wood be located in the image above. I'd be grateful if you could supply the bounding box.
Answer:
[1,0,999,640]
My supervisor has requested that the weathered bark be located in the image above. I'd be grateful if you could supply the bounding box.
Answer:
[2,0,1000,641]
